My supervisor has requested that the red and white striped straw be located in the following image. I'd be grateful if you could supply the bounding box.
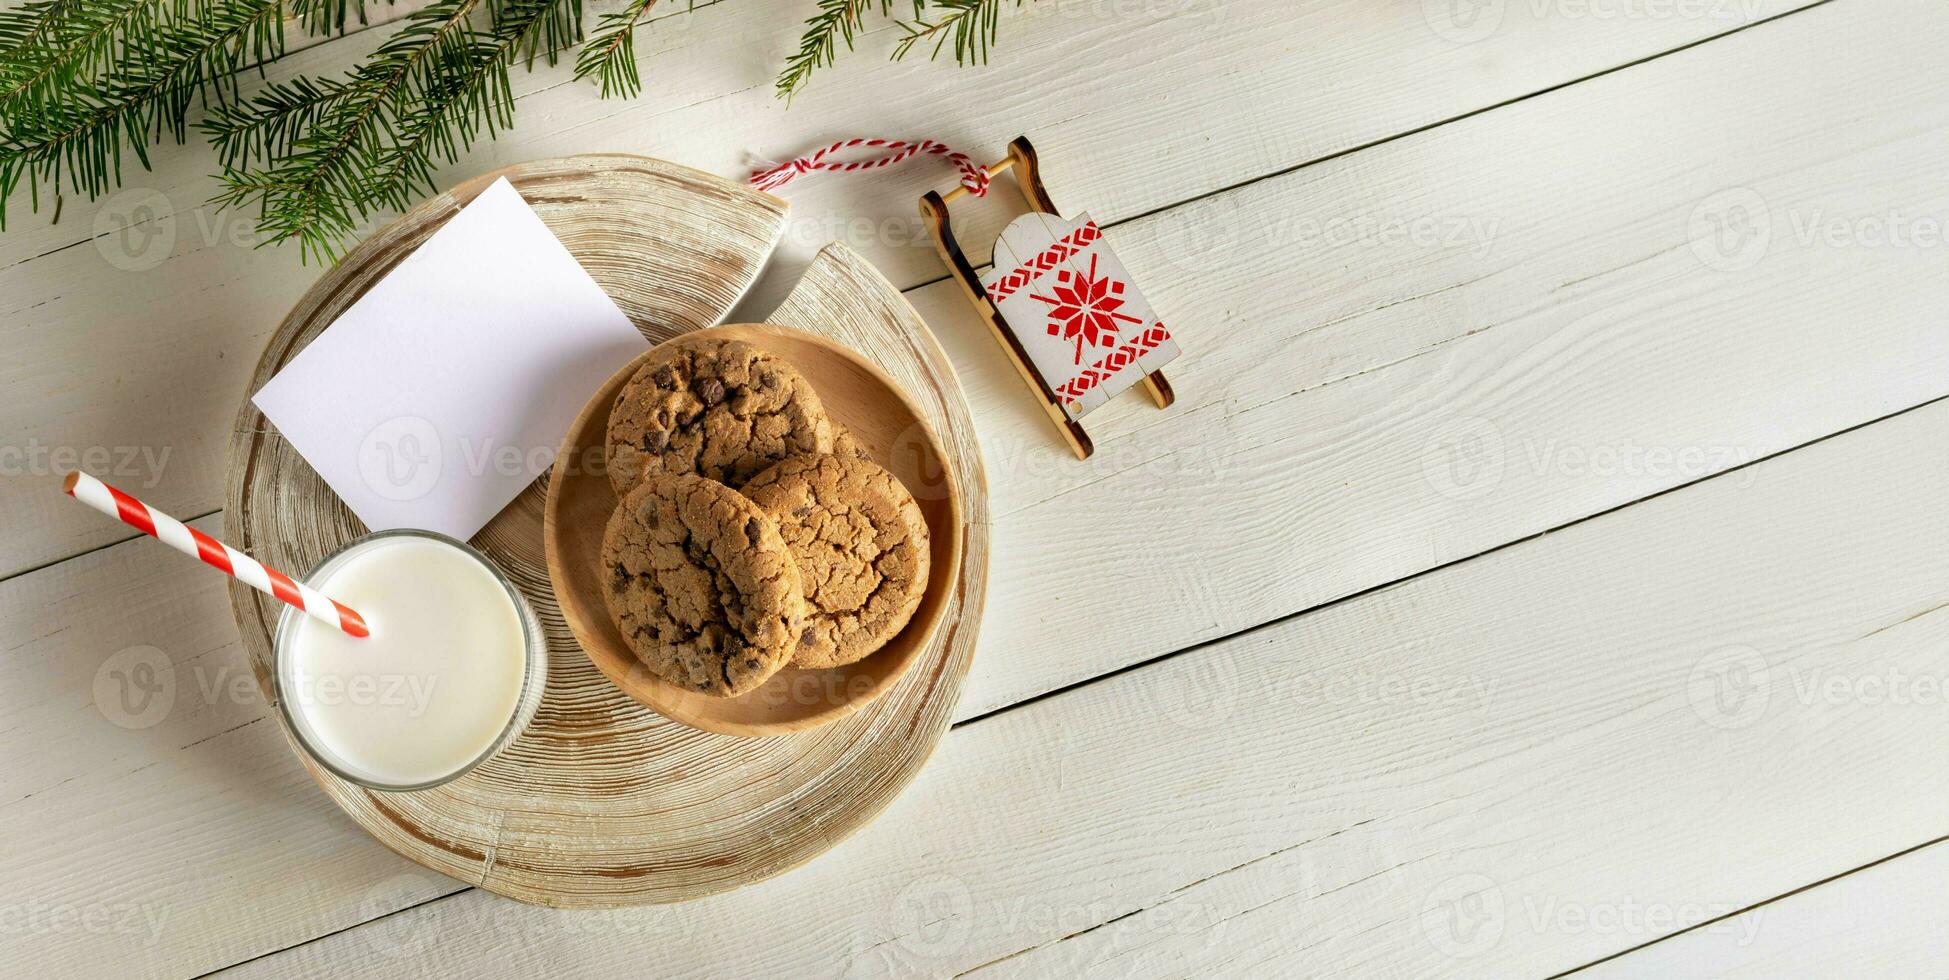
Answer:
[62,471,370,638]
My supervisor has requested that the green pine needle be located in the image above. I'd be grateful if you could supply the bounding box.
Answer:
[776,0,916,100]
[0,0,286,221]
[0,0,85,61]
[895,0,1024,65]
[572,0,659,99]
[210,0,579,261]
[1,0,166,118]
[0,0,1043,255]
[289,0,389,37]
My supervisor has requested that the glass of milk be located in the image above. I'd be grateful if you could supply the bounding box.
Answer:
[272,529,547,792]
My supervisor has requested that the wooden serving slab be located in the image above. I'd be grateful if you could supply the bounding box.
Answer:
[224,155,990,907]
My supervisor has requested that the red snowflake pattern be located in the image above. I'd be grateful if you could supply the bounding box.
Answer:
[1031,255,1144,363]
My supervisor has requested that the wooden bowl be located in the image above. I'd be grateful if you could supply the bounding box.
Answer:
[545,323,963,736]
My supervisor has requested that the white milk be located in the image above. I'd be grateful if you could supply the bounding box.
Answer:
[278,534,534,789]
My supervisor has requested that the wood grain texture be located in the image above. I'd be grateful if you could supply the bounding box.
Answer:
[0,0,1819,579]
[1585,841,1949,977]
[0,516,430,980]
[1,1,1939,973]
[223,158,988,906]
[225,370,1949,980]
[899,0,1949,720]
[547,323,967,736]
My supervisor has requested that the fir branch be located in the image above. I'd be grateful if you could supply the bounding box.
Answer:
[0,0,162,115]
[210,0,578,261]
[0,0,285,216]
[894,0,1023,65]
[572,0,659,99]
[288,0,385,37]
[209,0,486,260]
[0,0,83,61]
[0,0,1042,252]
[366,0,576,199]
[203,74,357,167]
[776,0,916,100]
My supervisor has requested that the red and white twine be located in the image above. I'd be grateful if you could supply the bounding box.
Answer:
[750,138,990,196]
[63,471,370,638]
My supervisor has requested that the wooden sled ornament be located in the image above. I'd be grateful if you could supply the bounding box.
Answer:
[920,137,1178,459]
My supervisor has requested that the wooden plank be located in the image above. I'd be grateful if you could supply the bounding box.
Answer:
[217,371,1949,978]
[0,516,437,979]
[1582,842,1949,977]
[0,0,1821,578]
[895,0,1949,718]
[3,2,1946,973]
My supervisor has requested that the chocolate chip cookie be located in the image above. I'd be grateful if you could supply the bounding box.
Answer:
[831,424,871,461]
[602,473,805,697]
[742,454,930,669]
[607,336,833,495]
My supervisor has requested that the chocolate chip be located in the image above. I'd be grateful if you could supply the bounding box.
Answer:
[745,517,762,544]
[696,377,725,406]
[651,365,677,387]
[640,430,668,453]
[800,628,816,646]
[792,505,813,517]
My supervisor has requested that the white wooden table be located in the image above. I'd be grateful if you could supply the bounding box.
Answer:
[5,0,1945,975]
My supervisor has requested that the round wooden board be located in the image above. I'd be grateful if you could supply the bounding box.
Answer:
[224,155,990,907]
